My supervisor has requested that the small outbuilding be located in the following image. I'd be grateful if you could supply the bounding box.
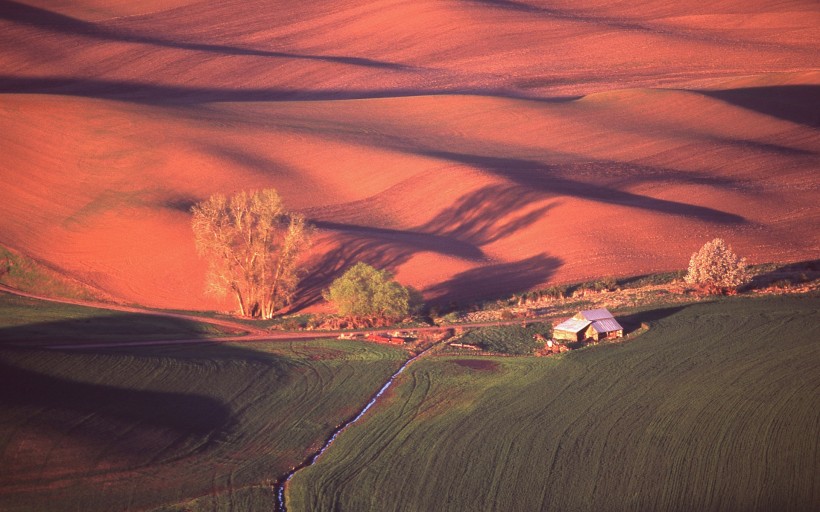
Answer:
[553,308,624,342]
[552,317,592,343]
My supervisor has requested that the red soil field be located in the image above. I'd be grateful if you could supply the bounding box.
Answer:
[0,0,818,312]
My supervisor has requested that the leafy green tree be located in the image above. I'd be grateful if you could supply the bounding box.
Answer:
[324,262,421,323]
[191,189,313,318]
[685,238,751,294]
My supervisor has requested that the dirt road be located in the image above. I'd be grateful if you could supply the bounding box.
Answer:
[1,284,557,350]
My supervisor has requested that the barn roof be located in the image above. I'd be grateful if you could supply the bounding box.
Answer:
[554,318,591,333]
[590,318,624,333]
[576,308,616,321]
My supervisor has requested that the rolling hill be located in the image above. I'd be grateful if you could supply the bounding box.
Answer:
[1,0,818,312]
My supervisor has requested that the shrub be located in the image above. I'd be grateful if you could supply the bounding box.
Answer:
[324,262,421,322]
[685,238,751,293]
[543,285,567,299]
[593,277,618,292]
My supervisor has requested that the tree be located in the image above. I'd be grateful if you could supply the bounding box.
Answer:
[191,189,313,318]
[684,238,751,294]
[324,262,421,324]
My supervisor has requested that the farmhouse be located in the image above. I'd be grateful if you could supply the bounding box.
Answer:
[553,308,624,342]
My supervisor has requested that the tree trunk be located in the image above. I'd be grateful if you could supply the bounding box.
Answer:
[234,287,247,317]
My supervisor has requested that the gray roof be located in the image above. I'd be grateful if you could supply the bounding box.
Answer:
[576,308,615,321]
[590,318,624,333]
[554,318,591,333]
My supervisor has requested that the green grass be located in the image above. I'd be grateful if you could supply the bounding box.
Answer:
[0,245,102,301]
[456,323,549,354]
[0,293,235,345]
[0,335,407,511]
[288,295,820,511]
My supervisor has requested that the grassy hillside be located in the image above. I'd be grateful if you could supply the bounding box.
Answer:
[288,295,820,511]
[0,245,106,302]
[0,292,234,345]
[0,335,407,511]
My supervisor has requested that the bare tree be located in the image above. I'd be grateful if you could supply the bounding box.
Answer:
[191,189,313,318]
[685,238,751,294]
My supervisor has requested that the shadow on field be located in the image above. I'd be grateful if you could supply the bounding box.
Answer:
[616,305,689,334]
[417,150,748,225]
[0,75,575,104]
[0,314,289,461]
[745,258,820,291]
[699,85,820,128]
[293,185,564,310]
[426,254,563,305]
[0,357,234,437]
[0,311,225,344]
[0,1,414,71]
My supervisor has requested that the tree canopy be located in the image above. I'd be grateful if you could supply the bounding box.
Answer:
[191,189,312,318]
[324,262,420,323]
[684,238,751,293]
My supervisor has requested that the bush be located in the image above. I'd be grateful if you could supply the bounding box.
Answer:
[543,285,567,299]
[324,262,421,322]
[593,277,618,292]
[685,238,751,293]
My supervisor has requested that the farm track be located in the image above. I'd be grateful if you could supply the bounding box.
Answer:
[0,283,569,349]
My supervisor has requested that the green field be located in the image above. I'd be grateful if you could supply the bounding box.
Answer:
[288,295,820,511]
[0,293,239,345]
[0,332,407,511]
[456,323,549,354]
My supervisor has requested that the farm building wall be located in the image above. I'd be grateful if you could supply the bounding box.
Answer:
[553,329,581,342]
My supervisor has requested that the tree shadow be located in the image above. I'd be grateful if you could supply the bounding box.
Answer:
[698,86,820,128]
[293,234,422,311]
[161,196,198,213]
[418,150,749,224]
[0,1,414,71]
[292,185,561,310]
[416,185,558,246]
[425,254,563,305]
[312,221,487,262]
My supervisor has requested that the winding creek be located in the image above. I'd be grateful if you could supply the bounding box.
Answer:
[274,347,431,511]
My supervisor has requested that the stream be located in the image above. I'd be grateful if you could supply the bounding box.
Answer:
[274,347,430,511]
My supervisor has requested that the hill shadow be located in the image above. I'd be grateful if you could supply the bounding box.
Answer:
[616,305,689,334]
[0,75,579,104]
[0,309,228,345]
[745,258,820,291]
[0,313,291,466]
[469,0,802,50]
[0,1,413,71]
[698,86,820,128]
